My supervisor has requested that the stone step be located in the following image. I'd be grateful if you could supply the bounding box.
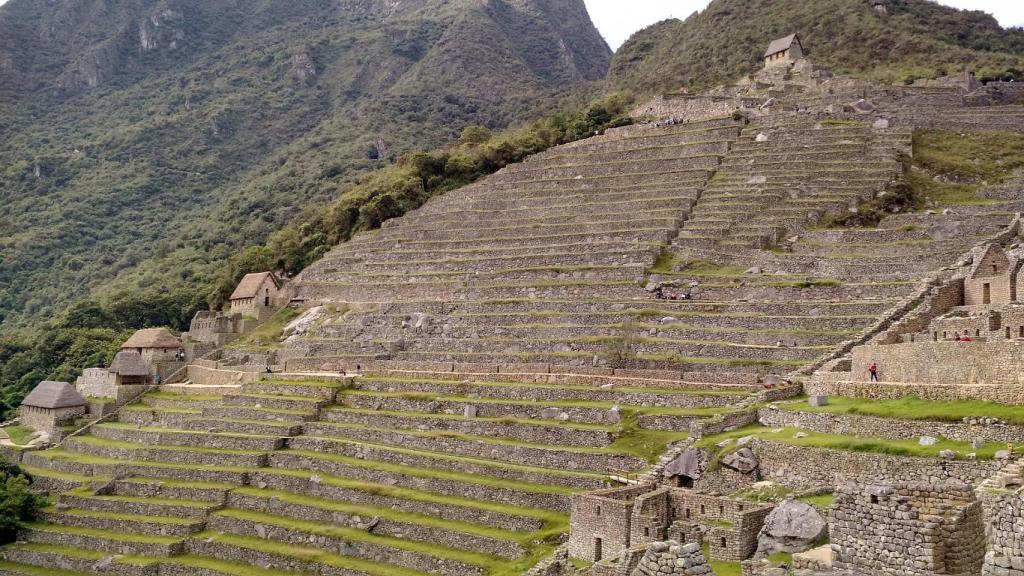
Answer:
[267,448,572,513]
[206,509,487,576]
[22,450,250,486]
[61,436,269,468]
[221,393,327,413]
[57,490,222,520]
[41,508,205,538]
[112,477,234,503]
[19,523,184,557]
[319,406,616,448]
[91,424,286,451]
[198,405,318,423]
[248,468,546,533]
[0,546,152,576]
[224,488,526,560]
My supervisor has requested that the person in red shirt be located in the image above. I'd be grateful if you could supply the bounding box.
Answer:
[869,362,879,382]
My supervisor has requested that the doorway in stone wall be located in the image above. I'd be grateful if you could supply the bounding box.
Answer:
[594,537,603,561]
[984,283,992,305]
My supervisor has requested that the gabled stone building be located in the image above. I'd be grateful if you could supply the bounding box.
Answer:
[121,327,182,367]
[964,243,1020,306]
[75,350,154,402]
[20,380,87,436]
[229,271,283,320]
[763,34,804,69]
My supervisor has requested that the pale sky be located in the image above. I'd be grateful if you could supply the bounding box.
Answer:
[583,0,1024,49]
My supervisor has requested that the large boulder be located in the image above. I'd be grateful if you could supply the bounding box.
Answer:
[663,448,707,481]
[721,447,760,474]
[757,500,828,556]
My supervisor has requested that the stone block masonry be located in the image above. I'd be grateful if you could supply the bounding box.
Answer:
[831,481,986,576]
[983,487,1024,576]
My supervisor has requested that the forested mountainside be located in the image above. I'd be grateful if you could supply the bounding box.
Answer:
[609,0,1024,94]
[0,0,611,328]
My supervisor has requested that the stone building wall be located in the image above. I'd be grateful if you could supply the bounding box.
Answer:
[831,481,986,576]
[851,340,1024,386]
[982,488,1024,576]
[806,378,1024,405]
[75,368,118,399]
[569,484,652,562]
[20,405,85,436]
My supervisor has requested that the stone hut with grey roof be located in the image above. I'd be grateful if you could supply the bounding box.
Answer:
[20,380,87,436]
[121,327,182,368]
[75,350,154,402]
[229,271,284,320]
[764,33,804,69]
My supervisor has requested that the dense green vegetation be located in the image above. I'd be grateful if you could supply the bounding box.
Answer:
[0,466,47,544]
[608,0,1024,95]
[0,0,611,329]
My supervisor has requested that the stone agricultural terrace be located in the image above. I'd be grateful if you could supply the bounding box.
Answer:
[5,41,1024,576]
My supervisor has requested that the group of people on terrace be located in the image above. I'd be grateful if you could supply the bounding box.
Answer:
[653,286,692,300]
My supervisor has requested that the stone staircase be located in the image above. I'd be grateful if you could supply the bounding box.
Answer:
[2,368,762,576]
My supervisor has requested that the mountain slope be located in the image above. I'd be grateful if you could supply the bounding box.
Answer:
[0,0,610,327]
[608,0,1024,95]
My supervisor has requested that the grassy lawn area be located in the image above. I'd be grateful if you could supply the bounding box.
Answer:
[781,395,1024,426]
[695,424,1001,460]
[227,307,300,351]
[2,425,37,446]
[799,493,835,508]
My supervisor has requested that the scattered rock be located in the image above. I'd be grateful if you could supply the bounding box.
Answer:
[808,395,828,407]
[794,432,808,439]
[873,118,891,129]
[996,450,1012,460]
[938,449,956,459]
[663,448,708,480]
[721,447,759,474]
[756,133,769,142]
[747,175,768,185]
[919,436,938,447]
[463,405,477,418]
[744,266,763,275]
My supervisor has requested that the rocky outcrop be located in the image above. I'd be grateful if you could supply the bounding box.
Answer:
[632,541,714,576]
[756,500,826,556]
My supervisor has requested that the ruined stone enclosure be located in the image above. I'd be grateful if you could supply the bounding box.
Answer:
[4,46,1024,576]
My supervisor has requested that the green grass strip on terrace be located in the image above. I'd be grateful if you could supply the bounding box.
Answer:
[281,448,574,496]
[213,508,503,568]
[140,554,311,576]
[339,388,743,414]
[31,447,251,474]
[192,531,430,576]
[283,434,607,481]
[22,522,183,544]
[325,406,618,432]
[49,507,201,526]
[0,559,93,576]
[233,486,545,545]
[779,395,1024,426]
[66,435,266,456]
[695,424,1002,460]
[97,422,283,441]
[64,486,219,508]
[356,376,750,397]
[256,467,567,527]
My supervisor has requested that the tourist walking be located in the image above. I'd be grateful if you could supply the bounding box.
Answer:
[869,362,878,382]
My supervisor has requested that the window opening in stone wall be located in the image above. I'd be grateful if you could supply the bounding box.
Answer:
[871,495,878,504]
[720,537,727,548]
[1007,326,1012,339]
[719,505,724,515]
[595,506,601,517]
[984,283,992,305]
[594,538,602,561]
[685,508,691,519]
[644,527,649,537]
[700,504,705,514]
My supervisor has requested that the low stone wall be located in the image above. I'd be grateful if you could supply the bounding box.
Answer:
[632,95,739,121]
[750,439,1001,489]
[759,405,1024,444]
[806,379,1024,405]
[982,488,1024,575]
[186,364,264,385]
[250,470,541,532]
[225,491,524,560]
[297,422,644,472]
[207,513,483,576]
[268,450,570,512]
[690,410,759,439]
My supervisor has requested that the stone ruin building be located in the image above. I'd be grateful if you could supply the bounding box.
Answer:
[18,381,86,437]
[831,481,986,576]
[229,271,285,320]
[74,349,152,403]
[763,34,804,69]
[119,327,184,378]
[569,483,772,563]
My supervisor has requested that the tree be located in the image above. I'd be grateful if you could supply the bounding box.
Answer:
[0,469,46,544]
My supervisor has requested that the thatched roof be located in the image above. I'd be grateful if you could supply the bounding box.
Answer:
[229,272,280,301]
[122,327,180,349]
[108,351,151,377]
[764,34,801,58]
[22,381,86,409]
